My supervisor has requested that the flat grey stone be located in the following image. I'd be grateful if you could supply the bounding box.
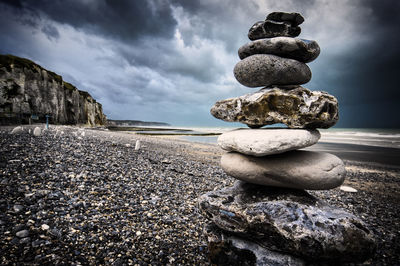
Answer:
[16,230,29,238]
[238,37,320,63]
[205,223,305,266]
[198,181,376,263]
[248,20,300,40]
[218,128,320,156]
[210,86,339,129]
[221,151,346,190]
[266,12,305,26]
[234,54,311,88]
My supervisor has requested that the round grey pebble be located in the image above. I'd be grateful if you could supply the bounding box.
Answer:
[234,54,311,87]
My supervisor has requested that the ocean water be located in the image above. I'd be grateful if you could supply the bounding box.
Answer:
[178,127,400,149]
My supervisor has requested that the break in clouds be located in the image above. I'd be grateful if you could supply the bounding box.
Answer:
[0,0,399,127]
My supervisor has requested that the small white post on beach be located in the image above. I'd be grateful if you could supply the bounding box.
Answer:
[135,140,141,151]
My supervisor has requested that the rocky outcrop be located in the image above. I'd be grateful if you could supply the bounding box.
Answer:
[199,181,376,263]
[0,54,106,126]
[211,86,339,129]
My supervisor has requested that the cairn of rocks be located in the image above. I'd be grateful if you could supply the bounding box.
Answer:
[199,12,375,265]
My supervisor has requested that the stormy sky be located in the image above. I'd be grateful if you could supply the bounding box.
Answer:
[0,0,399,128]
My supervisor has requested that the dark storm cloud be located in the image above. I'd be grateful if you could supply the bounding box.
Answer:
[0,0,177,42]
[41,23,59,41]
[0,0,399,127]
[310,0,400,127]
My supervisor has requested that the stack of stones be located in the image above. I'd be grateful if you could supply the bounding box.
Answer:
[199,12,375,265]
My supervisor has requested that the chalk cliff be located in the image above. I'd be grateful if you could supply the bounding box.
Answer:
[0,54,106,126]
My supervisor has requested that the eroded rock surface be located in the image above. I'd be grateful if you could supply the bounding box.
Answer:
[248,20,301,40]
[266,12,305,26]
[238,37,320,63]
[234,54,311,88]
[210,86,339,129]
[198,181,376,262]
[221,151,346,190]
[218,128,320,156]
[205,223,305,266]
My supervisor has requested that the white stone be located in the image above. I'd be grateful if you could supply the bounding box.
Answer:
[33,127,42,136]
[10,126,23,134]
[135,140,141,150]
[218,128,320,156]
[41,224,50,230]
[340,185,357,193]
[221,151,346,190]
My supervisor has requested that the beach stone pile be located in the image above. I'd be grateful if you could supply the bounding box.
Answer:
[199,12,375,265]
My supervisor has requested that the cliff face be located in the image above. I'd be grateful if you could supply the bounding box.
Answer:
[0,54,106,126]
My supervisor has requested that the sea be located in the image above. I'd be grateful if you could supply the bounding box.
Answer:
[123,126,400,167]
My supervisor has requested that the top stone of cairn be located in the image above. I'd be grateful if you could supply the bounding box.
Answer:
[248,12,305,40]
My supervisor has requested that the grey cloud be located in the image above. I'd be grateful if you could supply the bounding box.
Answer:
[41,23,59,41]
[1,0,177,42]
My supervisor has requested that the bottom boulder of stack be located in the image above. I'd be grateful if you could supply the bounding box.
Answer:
[199,181,376,263]
[205,223,305,266]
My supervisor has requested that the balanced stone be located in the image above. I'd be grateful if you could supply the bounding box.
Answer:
[218,128,320,156]
[238,37,320,63]
[210,86,339,129]
[234,54,311,87]
[221,151,345,190]
[198,181,376,262]
[266,12,305,26]
[205,223,305,265]
[248,20,300,40]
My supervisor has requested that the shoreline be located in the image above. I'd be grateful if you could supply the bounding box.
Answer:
[1,125,399,264]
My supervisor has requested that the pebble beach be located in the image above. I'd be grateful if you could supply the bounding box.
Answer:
[1,125,399,265]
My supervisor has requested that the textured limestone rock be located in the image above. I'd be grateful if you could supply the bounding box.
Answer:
[266,12,305,26]
[210,86,339,129]
[205,223,305,266]
[198,181,376,262]
[248,20,300,40]
[234,54,311,88]
[221,151,346,190]
[218,128,320,156]
[238,37,320,63]
[0,55,106,126]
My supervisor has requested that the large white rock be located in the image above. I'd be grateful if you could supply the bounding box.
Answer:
[10,126,23,134]
[33,127,42,136]
[218,128,320,156]
[221,151,346,190]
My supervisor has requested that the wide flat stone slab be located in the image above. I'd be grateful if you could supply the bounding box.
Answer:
[210,86,339,129]
[218,128,320,156]
[221,151,346,190]
[234,54,311,88]
[238,37,320,63]
[198,181,376,263]
[205,223,305,266]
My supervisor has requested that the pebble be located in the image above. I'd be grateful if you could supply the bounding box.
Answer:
[218,128,320,156]
[0,125,398,264]
[33,127,42,136]
[238,37,320,63]
[234,54,311,87]
[221,151,346,190]
[41,224,50,230]
[16,230,29,238]
[340,185,358,193]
